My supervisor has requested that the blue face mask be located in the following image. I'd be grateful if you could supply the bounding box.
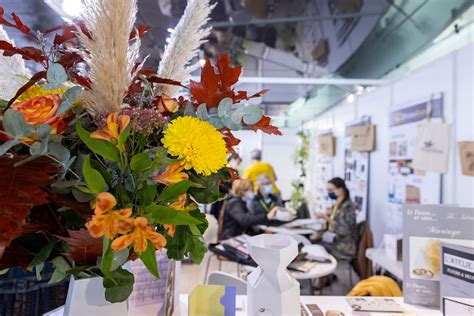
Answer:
[328,192,337,200]
[245,191,255,201]
[263,184,273,194]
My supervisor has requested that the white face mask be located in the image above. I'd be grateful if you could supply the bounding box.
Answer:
[228,160,239,169]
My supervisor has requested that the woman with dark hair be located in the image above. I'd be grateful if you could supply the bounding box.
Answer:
[316,177,358,258]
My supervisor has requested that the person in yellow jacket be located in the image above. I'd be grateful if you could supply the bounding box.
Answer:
[243,149,280,197]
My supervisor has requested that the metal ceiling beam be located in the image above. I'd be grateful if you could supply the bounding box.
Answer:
[189,76,388,86]
[210,12,385,28]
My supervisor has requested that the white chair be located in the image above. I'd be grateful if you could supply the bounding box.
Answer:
[207,271,247,295]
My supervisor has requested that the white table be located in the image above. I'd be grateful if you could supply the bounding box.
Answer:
[290,245,337,280]
[179,295,442,315]
[257,219,326,236]
[366,248,403,280]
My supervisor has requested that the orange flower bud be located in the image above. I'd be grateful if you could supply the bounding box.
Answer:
[155,95,179,114]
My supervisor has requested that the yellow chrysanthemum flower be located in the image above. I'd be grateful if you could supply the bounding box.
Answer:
[15,85,66,103]
[162,116,227,176]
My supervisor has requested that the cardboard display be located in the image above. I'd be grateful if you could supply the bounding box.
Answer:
[458,141,474,176]
[350,124,376,152]
[413,122,451,173]
[318,135,335,156]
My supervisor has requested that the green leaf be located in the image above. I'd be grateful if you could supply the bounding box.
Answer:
[36,124,52,140]
[189,209,208,234]
[0,99,8,111]
[48,268,67,284]
[217,97,233,117]
[166,226,207,264]
[100,238,113,278]
[184,101,196,116]
[208,116,225,129]
[118,122,131,147]
[48,256,70,284]
[145,205,201,225]
[35,262,45,281]
[243,104,263,124]
[0,139,21,155]
[76,121,121,163]
[29,240,56,270]
[103,268,134,303]
[2,109,33,138]
[82,155,108,194]
[137,243,159,279]
[196,104,209,121]
[47,63,68,85]
[230,107,244,124]
[221,115,242,131]
[111,248,129,272]
[137,183,157,206]
[71,187,95,202]
[57,86,82,115]
[159,180,193,202]
[130,151,150,173]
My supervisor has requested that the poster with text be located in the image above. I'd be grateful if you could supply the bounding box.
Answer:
[403,205,474,308]
[345,120,370,223]
[387,96,443,232]
[313,131,334,214]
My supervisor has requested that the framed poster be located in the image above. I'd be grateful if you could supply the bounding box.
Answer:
[345,119,370,223]
[403,205,474,308]
[387,95,443,232]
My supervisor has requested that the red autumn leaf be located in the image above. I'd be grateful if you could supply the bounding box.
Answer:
[221,129,241,153]
[227,167,240,182]
[0,40,46,63]
[60,229,103,265]
[248,115,282,135]
[189,54,268,108]
[0,7,32,36]
[73,73,92,90]
[0,156,59,259]
[130,25,153,40]
[58,51,83,70]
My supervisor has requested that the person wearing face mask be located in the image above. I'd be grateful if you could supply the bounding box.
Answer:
[316,177,358,258]
[218,179,277,241]
[251,175,281,216]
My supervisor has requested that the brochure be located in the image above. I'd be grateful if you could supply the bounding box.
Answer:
[403,205,474,307]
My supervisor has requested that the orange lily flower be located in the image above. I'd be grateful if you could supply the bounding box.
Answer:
[111,217,167,253]
[155,95,179,114]
[163,224,176,237]
[90,112,130,144]
[85,192,133,240]
[151,163,189,186]
[170,193,187,211]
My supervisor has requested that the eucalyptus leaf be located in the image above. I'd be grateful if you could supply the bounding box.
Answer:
[111,248,129,272]
[242,104,263,124]
[2,109,33,138]
[0,99,8,111]
[184,101,196,117]
[195,104,209,121]
[57,86,82,115]
[0,139,20,155]
[71,187,95,202]
[36,124,52,140]
[230,107,244,124]
[47,63,68,85]
[217,97,233,117]
[221,115,242,131]
[42,83,64,90]
[48,142,71,163]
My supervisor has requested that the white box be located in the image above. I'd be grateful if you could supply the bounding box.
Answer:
[443,297,474,316]
[384,234,402,262]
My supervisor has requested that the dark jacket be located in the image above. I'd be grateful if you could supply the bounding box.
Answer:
[250,192,279,215]
[331,200,358,257]
[218,196,267,241]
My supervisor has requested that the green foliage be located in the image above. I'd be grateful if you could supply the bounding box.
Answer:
[291,130,310,208]
[166,225,207,264]
[76,121,121,163]
[145,205,202,225]
[159,180,194,202]
[103,268,134,303]
[82,156,108,194]
[137,243,159,279]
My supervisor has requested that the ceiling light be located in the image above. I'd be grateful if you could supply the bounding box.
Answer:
[346,93,355,103]
[199,59,206,66]
[167,28,175,33]
[355,85,364,95]
[166,37,172,44]
[62,0,82,17]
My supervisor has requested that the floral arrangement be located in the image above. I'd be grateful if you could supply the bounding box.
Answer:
[0,0,280,303]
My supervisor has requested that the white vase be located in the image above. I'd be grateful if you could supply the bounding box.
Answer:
[247,234,300,316]
[64,277,128,316]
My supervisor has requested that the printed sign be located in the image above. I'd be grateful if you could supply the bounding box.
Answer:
[403,205,474,308]
[351,124,376,152]
[459,141,474,176]
[440,243,474,306]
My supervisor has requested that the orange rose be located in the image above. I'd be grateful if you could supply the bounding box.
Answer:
[13,94,70,134]
[155,95,179,114]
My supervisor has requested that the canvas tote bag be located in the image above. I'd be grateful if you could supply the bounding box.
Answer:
[413,98,451,173]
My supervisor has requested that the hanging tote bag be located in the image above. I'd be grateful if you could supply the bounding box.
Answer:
[413,98,451,173]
